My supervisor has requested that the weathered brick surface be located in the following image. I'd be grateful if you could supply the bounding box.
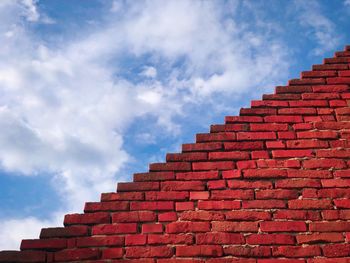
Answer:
[3,44,350,263]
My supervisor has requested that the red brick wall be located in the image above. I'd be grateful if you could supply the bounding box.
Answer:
[1,46,350,262]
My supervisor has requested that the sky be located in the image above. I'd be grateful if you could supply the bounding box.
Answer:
[0,0,350,250]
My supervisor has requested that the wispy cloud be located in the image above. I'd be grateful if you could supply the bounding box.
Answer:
[293,0,341,55]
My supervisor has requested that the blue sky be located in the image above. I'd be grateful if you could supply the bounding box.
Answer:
[0,0,350,249]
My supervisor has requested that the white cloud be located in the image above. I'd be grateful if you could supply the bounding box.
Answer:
[293,0,341,55]
[0,0,290,249]
[140,66,157,78]
[345,0,350,6]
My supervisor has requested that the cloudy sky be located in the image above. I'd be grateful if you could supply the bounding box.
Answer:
[0,0,350,249]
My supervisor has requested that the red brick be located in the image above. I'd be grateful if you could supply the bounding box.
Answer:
[301,70,337,78]
[161,181,205,191]
[289,100,328,107]
[263,93,301,100]
[145,191,189,201]
[246,234,295,245]
[207,180,226,189]
[251,100,289,107]
[130,201,173,211]
[324,57,350,64]
[112,211,156,222]
[297,233,344,244]
[180,211,224,221]
[117,182,159,192]
[197,200,241,210]
[182,142,222,152]
[222,170,241,179]
[272,245,321,257]
[176,171,219,180]
[64,212,110,225]
[327,77,350,84]
[286,140,328,149]
[242,200,286,209]
[40,226,88,238]
[250,123,289,131]
[176,245,223,257]
[313,63,348,70]
[321,179,350,188]
[148,234,193,245]
[76,236,124,247]
[334,170,350,177]
[196,233,244,244]
[274,210,321,220]
[142,224,163,233]
[297,131,338,139]
[266,141,285,148]
[237,132,276,140]
[272,150,314,158]
[92,223,137,235]
[310,222,350,232]
[278,131,296,139]
[224,245,271,257]
[0,251,46,263]
[275,85,312,93]
[292,78,319,86]
[190,191,209,200]
[240,107,276,115]
[317,149,350,158]
[256,189,299,199]
[251,150,270,159]
[21,239,67,250]
[211,189,254,199]
[243,169,287,178]
[275,179,321,188]
[176,202,194,211]
[54,248,99,262]
[166,152,207,162]
[322,244,350,257]
[196,132,235,142]
[287,170,332,178]
[149,162,191,172]
[101,192,144,201]
[318,189,350,198]
[225,116,263,123]
[102,248,123,259]
[334,199,350,208]
[227,180,273,189]
[225,211,271,221]
[125,234,147,245]
[125,246,173,258]
[278,107,316,115]
[158,212,177,222]
[236,160,256,169]
[264,115,303,123]
[224,141,264,150]
[257,159,301,168]
[212,221,258,232]
[312,84,349,92]
[209,151,250,160]
[192,161,234,171]
[166,222,210,233]
[303,158,346,169]
[211,124,248,132]
[133,172,175,182]
[84,201,129,212]
[288,199,333,209]
[260,221,307,232]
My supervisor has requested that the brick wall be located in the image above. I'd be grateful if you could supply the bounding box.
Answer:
[1,46,350,262]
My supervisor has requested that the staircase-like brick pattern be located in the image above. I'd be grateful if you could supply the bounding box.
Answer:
[2,46,350,262]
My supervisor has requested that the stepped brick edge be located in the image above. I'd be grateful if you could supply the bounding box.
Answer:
[2,46,350,262]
